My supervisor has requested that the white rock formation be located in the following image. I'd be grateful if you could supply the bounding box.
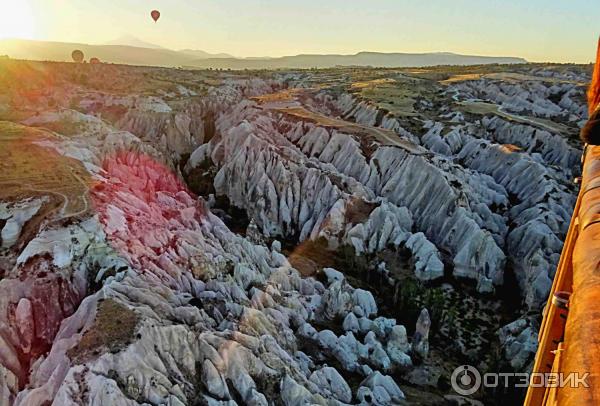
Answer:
[0,199,44,249]
[0,63,589,406]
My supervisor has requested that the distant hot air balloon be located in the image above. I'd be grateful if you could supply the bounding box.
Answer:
[71,49,84,63]
[151,10,160,22]
[90,57,100,64]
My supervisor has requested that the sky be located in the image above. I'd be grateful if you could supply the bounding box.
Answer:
[0,0,598,63]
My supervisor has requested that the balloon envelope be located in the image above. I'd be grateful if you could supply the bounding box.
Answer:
[71,50,84,63]
[151,10,160,22]
[90,57,100,64]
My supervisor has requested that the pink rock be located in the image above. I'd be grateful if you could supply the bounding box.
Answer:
[92,151,206,284]
[16,299,34,353]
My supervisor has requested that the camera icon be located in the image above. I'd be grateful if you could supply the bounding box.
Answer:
[451,365,482,396]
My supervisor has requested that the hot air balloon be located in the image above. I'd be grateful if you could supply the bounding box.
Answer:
[90,57,100,64]
[151,10,160,22]
[71,49,84,63]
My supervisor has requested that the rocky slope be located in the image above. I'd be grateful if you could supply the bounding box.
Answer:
[0,60,590,405]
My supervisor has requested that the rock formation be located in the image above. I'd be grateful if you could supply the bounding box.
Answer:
[0,60,589,404]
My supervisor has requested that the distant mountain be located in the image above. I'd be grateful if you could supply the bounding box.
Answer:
[178,49,235,59]
[0,39,527,69]
[0,38,197,66]
[187,51,528,69]
[244,56,276,60]
[104,35,164,49]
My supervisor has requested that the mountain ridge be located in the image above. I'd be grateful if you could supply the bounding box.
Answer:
[178,49,235,59]
[0,38,528,69]
[104,35,165,49]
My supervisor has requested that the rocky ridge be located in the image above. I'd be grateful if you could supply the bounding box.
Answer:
[0,61,590,405]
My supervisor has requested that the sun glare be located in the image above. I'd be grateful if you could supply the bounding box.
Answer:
[0,0,36,39]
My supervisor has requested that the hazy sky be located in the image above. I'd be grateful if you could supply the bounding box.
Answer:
[1,0,599,62]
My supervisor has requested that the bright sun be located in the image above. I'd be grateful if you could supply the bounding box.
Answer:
[0,0,36,39]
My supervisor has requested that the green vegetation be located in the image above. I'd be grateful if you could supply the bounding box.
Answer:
[68,299,139,364]
[350,76,436,117]
[183,156,217,197]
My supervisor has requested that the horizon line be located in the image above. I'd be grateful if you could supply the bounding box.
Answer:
[0,36,539,62]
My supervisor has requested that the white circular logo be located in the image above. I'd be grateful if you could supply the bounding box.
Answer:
[451,365,482,396]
